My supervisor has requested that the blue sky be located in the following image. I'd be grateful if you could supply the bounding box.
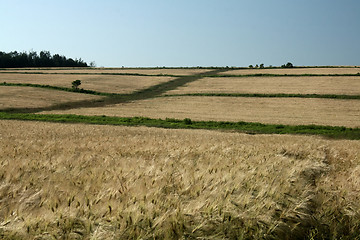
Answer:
[1,0,359,67]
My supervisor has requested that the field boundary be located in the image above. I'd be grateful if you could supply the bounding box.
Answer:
[1,71,360,78]
[1,112,359,140]
[162,93,360,100]
[0,82,122,97]
[2,83,360,100]
[0,71,180,77]
[0,69,229,113]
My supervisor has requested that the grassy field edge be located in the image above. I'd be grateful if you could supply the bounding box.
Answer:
[1,112,359,140]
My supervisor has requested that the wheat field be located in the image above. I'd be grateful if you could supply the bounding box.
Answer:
[0,68,212,76]
[0,120,359,239]
[1,67,360,239]
[164,76,360,95]
[0,86,103,110]
[42,96,360,128]
[222,67,360,75]
[0,73,174,94]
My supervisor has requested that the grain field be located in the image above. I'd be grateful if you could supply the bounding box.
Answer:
[0,73,174,94]
[41,96,360,128]
[164,76,360,95]
[0,120,359,239]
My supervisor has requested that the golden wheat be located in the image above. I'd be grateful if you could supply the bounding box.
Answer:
[165,76,360,95]
[0,73,175,94]
[0,68,212,76]
[0,86,103,110]
[0,120,359,239]
[222,67,360,75]
[42,96,360,128]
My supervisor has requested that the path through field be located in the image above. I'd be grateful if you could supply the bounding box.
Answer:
[4,69,228,113]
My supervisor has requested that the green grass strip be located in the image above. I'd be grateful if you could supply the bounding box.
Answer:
[0,112,359,140]
[0,82,122,97]
[163,93,360,100]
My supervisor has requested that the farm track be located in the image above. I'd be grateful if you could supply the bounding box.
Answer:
[2,69,229,113]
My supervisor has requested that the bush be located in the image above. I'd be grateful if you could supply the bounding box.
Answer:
[183,118,192,125]
[72,80,81,89]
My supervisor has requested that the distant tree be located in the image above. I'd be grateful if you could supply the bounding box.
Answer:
[281,62,294,68]
[0,50,89,68]
[72,80,81,90]
[255,64,259,68]
[249,65,254,68]
[259,63,264,68]
[89,61,96,67]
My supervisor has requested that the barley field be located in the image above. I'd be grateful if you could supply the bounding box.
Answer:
[0,73,174,94]
[165,76,360,95]
[0,120,359,239]
[42,96,360,128]
[222,67,360,75]
[0,68,212,76]
[0,67,360,239]
[0,86,103,110]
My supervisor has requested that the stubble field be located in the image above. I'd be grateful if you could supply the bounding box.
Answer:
[0,67,359,239]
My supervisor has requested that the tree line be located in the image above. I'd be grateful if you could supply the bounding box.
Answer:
[0,50,92,68]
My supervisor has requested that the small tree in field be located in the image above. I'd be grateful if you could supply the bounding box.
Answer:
[72,80,81,90]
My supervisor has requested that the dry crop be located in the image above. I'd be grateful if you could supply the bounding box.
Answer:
[41,96,360,128]
[0,120,359,239]
[0,68,212,76]
[0,74,174,94]
[164,76,360,96]
[0,86,103,110]
[222,67,360,75]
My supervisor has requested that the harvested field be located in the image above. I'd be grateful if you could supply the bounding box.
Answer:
[0,68,212,76]
[0,86,103,110]
[222,67,360,75]
[0,73,175,94]
[0,120,359,239]
[165,76,360,95]
[41,96,360,128]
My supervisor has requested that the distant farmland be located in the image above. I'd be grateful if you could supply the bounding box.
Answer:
[0,67,360,239]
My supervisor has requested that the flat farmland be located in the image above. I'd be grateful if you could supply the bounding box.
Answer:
[41,96,360,128]
[1,120,359,239]
[0,68,213,76]
[222,67,360,75]
[0,73,175,94]
[1,67,360,238]
[0,86,103,110]
[165,76,360,95]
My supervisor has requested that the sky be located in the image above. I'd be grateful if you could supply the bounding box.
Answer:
[1,0,360,67]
